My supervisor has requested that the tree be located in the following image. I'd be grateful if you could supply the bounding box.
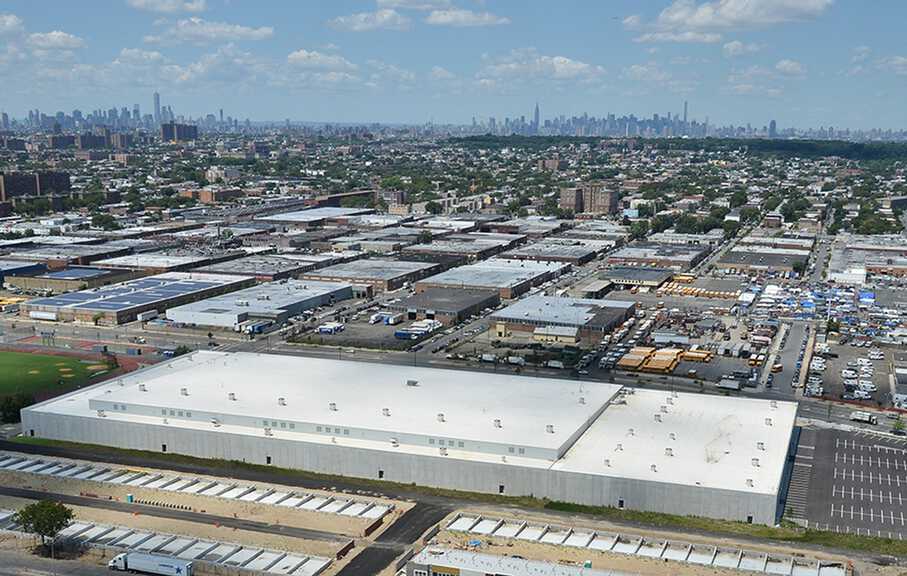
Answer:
[173,345,192,357]
[729,189,747,208]
[792,260,807,276]
[629,220,649,240]
[14,500,74,558]
[722,220,740,239]
[425,200,443,215]
[417,230,433,244]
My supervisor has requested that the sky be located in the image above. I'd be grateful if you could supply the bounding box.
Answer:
[1,0,905,129]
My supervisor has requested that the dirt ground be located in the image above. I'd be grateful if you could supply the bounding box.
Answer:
[0,451,409,540]
[435,507,905,576]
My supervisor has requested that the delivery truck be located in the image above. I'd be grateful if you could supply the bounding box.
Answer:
[108,552,193,575]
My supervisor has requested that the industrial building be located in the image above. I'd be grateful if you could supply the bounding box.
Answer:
[5,241,144,267]
[415,258,568,299]
[716,246,811,276]
[607,243,710,271]
[92,252,242,274]
[166,279,352,329]
[827,234,907,284]
[21,272,252,325]
[22,351,797,524]
[492,295,636,343]
[191,255,313,281]
[504,238,612,264]
[401,232,524,261]
[601,266,674,288]
[387,287,500,326]
[256,207,375,229]
[0,259,46,283]
[298,258,440,292]
[5,266,141,294]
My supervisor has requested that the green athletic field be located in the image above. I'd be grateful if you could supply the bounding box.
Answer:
[0,351,108,397]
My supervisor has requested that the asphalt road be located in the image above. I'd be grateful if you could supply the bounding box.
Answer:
[0,550,109,576]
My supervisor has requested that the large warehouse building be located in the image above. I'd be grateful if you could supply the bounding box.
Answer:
[22,352,797,525]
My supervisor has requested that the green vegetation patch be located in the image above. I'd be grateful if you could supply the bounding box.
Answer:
[0,352,97,397]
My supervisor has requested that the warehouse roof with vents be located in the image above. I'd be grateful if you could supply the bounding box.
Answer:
[26,351,796,495]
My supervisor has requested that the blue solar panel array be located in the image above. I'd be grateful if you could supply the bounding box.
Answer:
[28,277,226,312]
[40,268,110,280]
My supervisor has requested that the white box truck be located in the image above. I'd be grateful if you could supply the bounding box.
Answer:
[850,411,877,425]
[108,553,193,575]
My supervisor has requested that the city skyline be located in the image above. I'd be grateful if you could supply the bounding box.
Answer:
[0,1,905,130]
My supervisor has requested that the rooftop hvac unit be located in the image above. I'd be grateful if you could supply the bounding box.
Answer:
[746,478,754,487]
[382,408,391,417]
[650,464,658,472]
[764,417,773,426]
[665,447,674,457]
[603,458,611,467]
[493,418,502,428]
[654,414,662,422]
[660,405,669,413]
[770,400,778,409]
[97,409,106,418]
[390,438,399,447]
[278,397,286,406]
[439,447,448,456]
[578,396,585,405]
[666,396,674,405]
[228,392,237,401]
[264,427,273,436]
[668,432,676,441]
[180,388,188,396]
[757,441,765,451]
[545,424,555,434]
[628,428,635,436]
[437,413,445,423]
[406,379,419,387]
[211,418,221,427]
[329,402,337,411]
[751,457,760,467]
[615,443,623,451]
[138,384,147,392]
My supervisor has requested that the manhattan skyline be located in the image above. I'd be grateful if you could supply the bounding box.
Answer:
[0,1,905,130]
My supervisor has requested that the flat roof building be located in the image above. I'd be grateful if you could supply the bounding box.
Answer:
[92,252,242,274]
[298,258,440,292]
[504,238,612,265]
[492,294,635,343]
[607,242,710,271]
[401,232,524,261]
[167,279,352,329]
[22,352,797,524]
[0,259,46,283]
[21,272,253,325]
[387,287,500,326]
[415,258,569,299]
[716,246,811,275]
[601,266,674,288]
[256,207,374,229]
[5,266,142,294]
[192,255,313,281]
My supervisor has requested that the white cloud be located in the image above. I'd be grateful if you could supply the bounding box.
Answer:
[287,49,357,71]
[151,17,273,44]
[430,65,455,80]
[0,13,24,35]
[126,0,205,13]
[426,9,510,27]
[27,31,84,50]
[478,48,604,87]
[851,45,871,63]
[775,58,804,75]
[622,14,642,30]
[368,60,415,84]
[882,56,907,76]
[377,0,450,10]
[654,0,832,30]
[635,31,721,43]
[162,44,266,86]
[114,48,164,64]
[329,9,411,32]
[723,40,760,57]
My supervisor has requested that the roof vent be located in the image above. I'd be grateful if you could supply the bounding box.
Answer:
[329,402,338,411]
[654,414,662,422]
[264,427,273,436]
[650,464,658,472]
[439,447,448,456]
[228,392,236,401]
[406,379,419,387]
[390,438,399,447]
[579,396,586,405]
[751,457,760,467]
[666,396,674,405]
[746,478,754,487]
[545,424,555,434]
[660,405,669,413]
[669,432,676,441]
[616,443,623,451]
[278,397,286,406]
[382,408,391,417]
[138,384,147,392]
[764,417,773,426]
[180,387,188,396]
[628,428,635,436]
[665,447,674,457]
[757,441,765,451]
[770,400,778,409]
[493,418,502,428]
[604,458,611,467]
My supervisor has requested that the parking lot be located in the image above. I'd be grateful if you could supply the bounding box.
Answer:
[812,341,891,406]
[798,428,907,539]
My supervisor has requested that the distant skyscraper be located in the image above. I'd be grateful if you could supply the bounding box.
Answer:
[769,119,777,139]
[153,92,161,124]
[533,102,540,134]
[683,101,688,124]
[1,112,8,130]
